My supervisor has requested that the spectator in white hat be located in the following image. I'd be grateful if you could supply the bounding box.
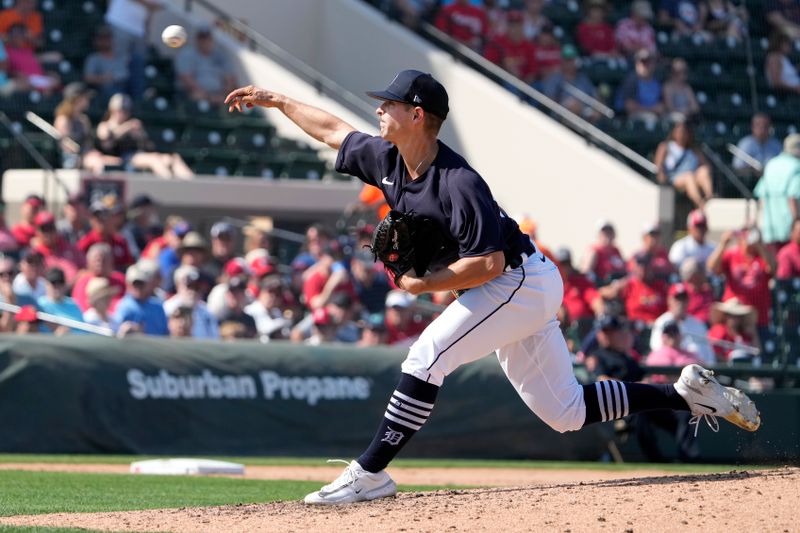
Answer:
[112,263,167,336]
[669,209,717,270]
[163,265,219,339]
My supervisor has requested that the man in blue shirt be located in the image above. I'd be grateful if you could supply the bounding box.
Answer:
[225,69,760,505]
[113,263,168,335]
[620,48,664,122]
[36,267,85,335]
[733,113,782,177]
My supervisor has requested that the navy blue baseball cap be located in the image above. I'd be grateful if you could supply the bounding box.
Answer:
[367,69,449,120]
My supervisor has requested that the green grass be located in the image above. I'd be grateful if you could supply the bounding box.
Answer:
[0,470,445,517]
[0,454,769,473]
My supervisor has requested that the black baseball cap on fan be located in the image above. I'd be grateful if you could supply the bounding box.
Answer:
[367,70,449,120]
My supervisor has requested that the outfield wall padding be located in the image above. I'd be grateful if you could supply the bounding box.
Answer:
[0,335,796,462]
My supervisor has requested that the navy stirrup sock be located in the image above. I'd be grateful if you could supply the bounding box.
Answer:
[582,381,689,426]
[357,373,439,473]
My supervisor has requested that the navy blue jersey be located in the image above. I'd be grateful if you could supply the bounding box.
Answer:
[336,132,535,271]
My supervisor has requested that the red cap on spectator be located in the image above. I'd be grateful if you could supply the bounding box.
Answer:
[16,305,38,323]
[24,195,44,209]
[668,283,689,298]
[224,257,249,277]
[687,210,707,228]
[250,256,276,277]
[34,211,55,227]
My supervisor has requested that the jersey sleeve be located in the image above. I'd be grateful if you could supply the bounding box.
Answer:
[335,132,391,187]
[448,173,504,257]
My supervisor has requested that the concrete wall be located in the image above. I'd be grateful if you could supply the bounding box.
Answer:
[1,170,360,229]
[195,0,668,260]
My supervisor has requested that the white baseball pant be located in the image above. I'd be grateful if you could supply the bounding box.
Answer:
[401,254,587,433]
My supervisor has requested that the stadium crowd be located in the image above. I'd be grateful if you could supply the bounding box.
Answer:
[0,175,798,378]
[0,0,798,379]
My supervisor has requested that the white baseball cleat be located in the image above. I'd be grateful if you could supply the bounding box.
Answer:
[674,364,761,436]
[303,460,397,505]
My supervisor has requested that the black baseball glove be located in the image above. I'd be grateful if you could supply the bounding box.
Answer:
[368,210,441,283]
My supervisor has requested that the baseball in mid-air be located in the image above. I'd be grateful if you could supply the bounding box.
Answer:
[161,25,187,48]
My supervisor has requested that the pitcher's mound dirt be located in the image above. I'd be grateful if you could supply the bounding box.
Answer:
[1,467,795,533]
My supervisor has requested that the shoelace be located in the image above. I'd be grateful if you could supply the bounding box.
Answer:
[689,413,720,437]
[687,369,723,437]
[319,459,356,495]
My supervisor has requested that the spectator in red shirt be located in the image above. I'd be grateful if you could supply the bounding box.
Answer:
[434,0,489,51]
[77,197,135,272]
[5,23,59,92]
[621,252,669,326]
[614,0,657,58]
[484,10,537,84]
[384,290,428,346]
[71,242,126,312]
[600,252,669,326]
[576,0,619,58]
[628,222,673,280]
[707,227,776,330]
[532,23,562,82]
[30,210,85,285]
[582,220,627,284]
[678,257,714,324]
[708,299,759,362]
[11,193,43,248]
[776,218,800,279]
[553,247,600,328]
[302,245,355,311]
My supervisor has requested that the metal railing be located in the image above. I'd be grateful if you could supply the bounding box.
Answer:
[0,111,70,205]
[0,301,114,336]
[181,0,377,121]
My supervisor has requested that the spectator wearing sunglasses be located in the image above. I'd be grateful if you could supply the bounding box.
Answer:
[36,267,84,335]
[112,263,167,336]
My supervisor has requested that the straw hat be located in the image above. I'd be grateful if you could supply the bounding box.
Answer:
[176,231,208,255]
[710,298,756,326]
[86,277,120,305]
